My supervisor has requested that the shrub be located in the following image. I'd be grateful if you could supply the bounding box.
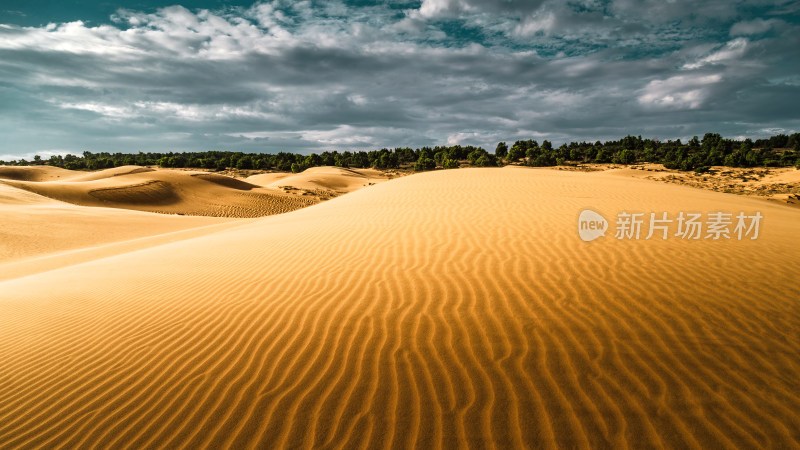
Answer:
[506,146,525,162]
[442,158,459,169]
[495,142,508,158]
[414,157,436,171]
[474,154,496,167]
[531,154,554,167]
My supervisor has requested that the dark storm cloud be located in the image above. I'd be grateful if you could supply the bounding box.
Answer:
[0,0,798,156]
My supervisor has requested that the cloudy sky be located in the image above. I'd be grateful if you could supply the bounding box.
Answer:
[1,0,799,158]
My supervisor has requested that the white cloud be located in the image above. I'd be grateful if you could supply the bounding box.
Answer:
[682,38,748,69]
[0,0,797,155]
[59,101,133,118]
[638,74,722,110]
[0,150,70,161]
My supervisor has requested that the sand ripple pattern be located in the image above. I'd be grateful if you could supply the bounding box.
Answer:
[1,167,799,448]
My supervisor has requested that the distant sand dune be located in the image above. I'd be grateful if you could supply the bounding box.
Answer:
[66,166,156,182]
[89,180,179,205]
[191,173,260,190]
[0,182,231,269]
[1,167,799,448]
[0,166,79,182]
[248,166,389,195]
[1,166,315,217]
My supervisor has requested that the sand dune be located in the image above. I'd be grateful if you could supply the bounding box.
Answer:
[247,166,390,197]
[63,165,157,182]
[0,182,234,278]
[1,167,799,448]
[1,166,315,218]
[0,165,80,182]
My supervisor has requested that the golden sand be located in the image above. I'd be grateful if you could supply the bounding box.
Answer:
[1,167,799,448]
[1,166,316,217]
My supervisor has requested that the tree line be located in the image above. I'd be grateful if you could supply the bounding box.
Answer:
[2,132,798,173]
[498,133,800,172]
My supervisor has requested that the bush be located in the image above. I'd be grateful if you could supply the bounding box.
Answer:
[613,149,636,165]
[474,154,496,167]
[236,156,253,170]
[467,150,484,165]
[595,148,612,163]
[414,157,436,171]
[506,146,525,162]
[531,154,554,167]
[442,158,459,169]
[495,142,508,158]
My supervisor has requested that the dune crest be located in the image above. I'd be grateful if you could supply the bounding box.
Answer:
[0,166,79,182]
[0,181,231,269]
[1,166,315,217]
[247,166,391,197]
[1,168,799,448]
[65,166,156,182]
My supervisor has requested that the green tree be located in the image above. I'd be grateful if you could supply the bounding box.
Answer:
[433,151,446,166]
[530,154,555,166]
[506,146,525,162]
[236,156,253,170]
[495,142,508,158]
[442,158,459,169]
[595,148,612,163]
[613,149,636,164]
[474,154,497,167]
[414,157,436,171]
[168,155,187,168]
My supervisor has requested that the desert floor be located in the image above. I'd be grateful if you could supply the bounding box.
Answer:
[1,165,799,448]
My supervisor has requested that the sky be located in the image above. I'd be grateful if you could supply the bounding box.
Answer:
[1,0,799,158]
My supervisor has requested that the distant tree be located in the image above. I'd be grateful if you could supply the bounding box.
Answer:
[788,133,800,151]
[414,156,436,171]
[167,155,186,168]
[305,153,321,167]
[236,156,253,170]
[442,158,459,169]
[12,132,796,175]
[495,142,508,158]
[745,150,759,167]
[613,149,635,165]
[506,146,525,162]
[433,151,447,166]
[467,150,484,165]
[529,153,555,166]
[595,148,612,163]
[474,154,497,167]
